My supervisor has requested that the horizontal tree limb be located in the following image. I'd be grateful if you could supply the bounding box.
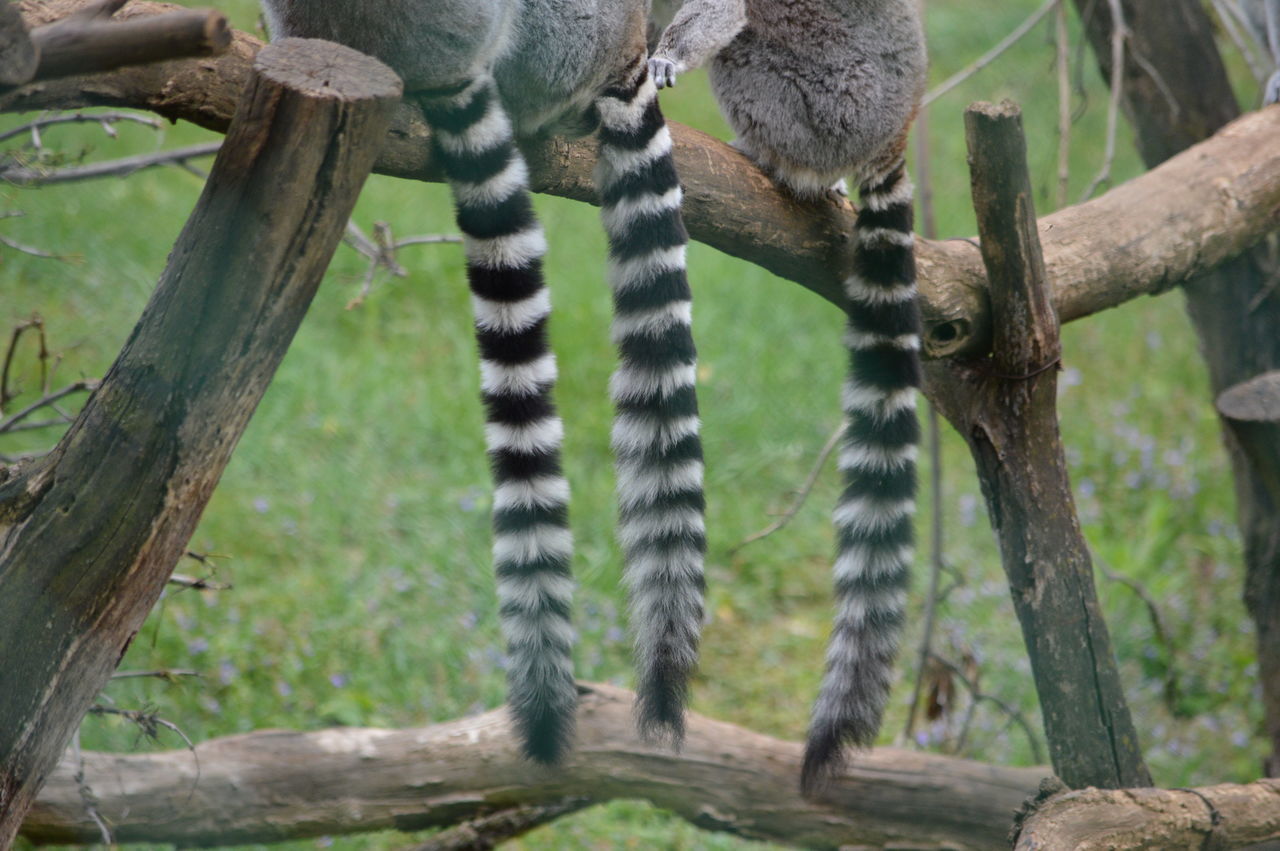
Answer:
[23,683,1045,849]
[1013,779,1280,850]
[27,1,230,83]
[8,1,1280,360]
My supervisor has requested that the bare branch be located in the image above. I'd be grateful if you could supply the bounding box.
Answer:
[0,109,162,144]
[0,140,220,185]
[1079,0,1127,201]
[930,653,1045,764]
[923,0,1060,107]
[0,379,98,434]
[728,420,843,555]
[25,4,230,84]
[109,669,200,681]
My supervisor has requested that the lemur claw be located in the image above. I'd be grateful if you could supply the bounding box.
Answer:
[649,57,678,89]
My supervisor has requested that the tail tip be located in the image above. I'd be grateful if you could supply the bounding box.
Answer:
[634,686,688,752]
[800,729,847,799]
[511,690,578,766]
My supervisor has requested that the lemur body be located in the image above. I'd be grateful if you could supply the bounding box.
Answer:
[261,0,706,763]
[652,0,926,793]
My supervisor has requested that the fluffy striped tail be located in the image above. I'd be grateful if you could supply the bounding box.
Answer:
[801,160,921,795]
[594,68,706,746]
[419,79,578,764]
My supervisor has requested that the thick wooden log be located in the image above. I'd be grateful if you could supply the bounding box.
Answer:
[1013,779,1280,850]
[932,101,1150,789]
[0,38,401,845]
[21,683,1045,849]
[6,1,1280,361]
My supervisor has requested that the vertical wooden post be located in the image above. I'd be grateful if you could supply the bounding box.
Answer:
[0,38,401,844]
[928,100,1150,789]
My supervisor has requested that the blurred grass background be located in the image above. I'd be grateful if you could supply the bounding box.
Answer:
[0,0,1270,847]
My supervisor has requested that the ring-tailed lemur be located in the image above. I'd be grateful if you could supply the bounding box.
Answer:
[1242,0,1280,104]
[650,0,926,794]
[260,0,707,762]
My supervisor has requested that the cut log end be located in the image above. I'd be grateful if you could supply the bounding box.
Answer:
[256,37,403,102]
[1216,370,1280,423]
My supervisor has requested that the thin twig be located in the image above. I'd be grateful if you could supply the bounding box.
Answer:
[169,571,232,591]
[0,378,97,433]
[923,0,1060,106]
[929,653,1045,764]
[904,404,945,743]
[729,419,844,555]
[69,732,113,846]
[343,219,461,309]
[0,109,162,145]
[1079,0,1127,202]
[110,669,201,681]
[0,232,63,259]
[1097,560,1182,713]
[1055,0,1072,209]
[1,317,46,411]
[1,140,220,185]
[86,704,201,803]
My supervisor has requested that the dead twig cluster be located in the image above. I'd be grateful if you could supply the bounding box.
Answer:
[342,219,461,309]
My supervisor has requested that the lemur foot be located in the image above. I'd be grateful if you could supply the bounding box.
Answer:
[649,57,678,89]
[1265,71,1280,106]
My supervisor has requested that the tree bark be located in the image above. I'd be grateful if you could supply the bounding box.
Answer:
[0,1,37,87]
[0,38,401,846]
[21,683,1045,850]
[931,101,1150,790]
[5,1,1280,362]
[1071,0,1280,779]
[27,3,230,83]
[1013,779,1280,850]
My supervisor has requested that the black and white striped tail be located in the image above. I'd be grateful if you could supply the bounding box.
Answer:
[594,69,706,746]
[801,161,921,795]
[420,79,577,764]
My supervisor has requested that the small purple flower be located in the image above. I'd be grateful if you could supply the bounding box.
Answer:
[329,672,348,688]
[187,638,209,655]
[276,679,293,697]
[253,497,270,514]
[218,659,237,685]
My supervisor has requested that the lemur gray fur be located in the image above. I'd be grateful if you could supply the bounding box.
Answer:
[1242,0,1280,104]
[650,0,926,794]
[259,0,707,764]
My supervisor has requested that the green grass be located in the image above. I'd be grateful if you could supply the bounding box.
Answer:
[1,0,1271,847]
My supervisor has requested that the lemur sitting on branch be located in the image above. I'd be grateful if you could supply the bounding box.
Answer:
[259,0,707,765]
[650,0,927,794]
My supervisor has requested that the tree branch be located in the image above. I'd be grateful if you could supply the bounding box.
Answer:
[1013,779,1280,850]
[22,683,1045,849]
[6,0,1280,361]
[24,2,230,85]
